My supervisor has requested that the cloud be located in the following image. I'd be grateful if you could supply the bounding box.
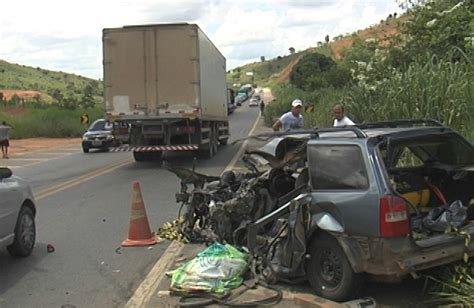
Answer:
[0,0,404,79]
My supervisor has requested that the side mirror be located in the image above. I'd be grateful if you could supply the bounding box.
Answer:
[0,167,13,179]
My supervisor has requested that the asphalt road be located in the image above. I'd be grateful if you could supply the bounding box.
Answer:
[0,102,261,307]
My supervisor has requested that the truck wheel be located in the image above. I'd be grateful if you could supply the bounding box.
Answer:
[306,233,363,302]
[202,128,218,159]
[7,206,36,258]
[133,151,146,162]
[219,138,228,146]
[82,147,89,153]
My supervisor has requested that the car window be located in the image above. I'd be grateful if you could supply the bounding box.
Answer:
[90,120,112,131]
[381,133,474,167]
[308,145,369,190]
[395,147,424,168]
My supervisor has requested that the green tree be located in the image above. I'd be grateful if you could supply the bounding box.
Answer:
[398,0,473,63]
[80,84,95,109]
[289,53,336,90]
[51,89,64,102]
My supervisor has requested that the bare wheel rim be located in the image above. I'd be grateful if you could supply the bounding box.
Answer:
[318,248,343,289]
[20,214,35,249]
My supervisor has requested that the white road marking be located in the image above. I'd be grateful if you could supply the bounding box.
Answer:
[222,111,261,174]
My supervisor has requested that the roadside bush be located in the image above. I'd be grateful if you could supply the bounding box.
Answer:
[423,262,474,306]
[345,57,473,139]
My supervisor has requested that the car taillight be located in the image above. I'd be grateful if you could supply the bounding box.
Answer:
[379,196,410,238]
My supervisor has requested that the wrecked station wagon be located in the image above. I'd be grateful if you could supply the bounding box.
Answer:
[166,119,474,301]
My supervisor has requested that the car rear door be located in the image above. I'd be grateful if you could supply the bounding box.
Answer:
[307,139,381,237]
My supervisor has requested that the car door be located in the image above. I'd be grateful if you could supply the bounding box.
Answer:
[307,140,381,237]
[0,172,20,241]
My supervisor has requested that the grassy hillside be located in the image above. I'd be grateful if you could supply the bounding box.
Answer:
[0,59,102,105]
[0,60,104,138]
[227,18,400,87]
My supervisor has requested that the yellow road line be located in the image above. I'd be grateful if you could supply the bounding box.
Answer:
[36,158,133,201]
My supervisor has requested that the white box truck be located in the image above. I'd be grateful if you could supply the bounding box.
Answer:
[103,23,229,161]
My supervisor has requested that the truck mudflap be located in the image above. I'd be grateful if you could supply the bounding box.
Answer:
[110,145,199,152]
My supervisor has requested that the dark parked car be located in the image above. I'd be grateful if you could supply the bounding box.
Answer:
[82,119,119,153]
[0,167,36,257]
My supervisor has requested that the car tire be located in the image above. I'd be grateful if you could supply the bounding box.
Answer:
[7,206,36,258]
[82,147,89,153]
[219,138,228,146]
[306,233,363,302]
[201,128,218,159]
[133,151,146,162]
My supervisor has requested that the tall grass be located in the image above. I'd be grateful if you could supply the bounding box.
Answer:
[0,106,103,138]
[264,85,348,128]
[423,263,474,306]
[346,58,473,139]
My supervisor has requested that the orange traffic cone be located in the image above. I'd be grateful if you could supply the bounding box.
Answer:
[122,181,157,247]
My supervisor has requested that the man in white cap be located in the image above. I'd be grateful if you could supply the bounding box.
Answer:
[272,99,304,131]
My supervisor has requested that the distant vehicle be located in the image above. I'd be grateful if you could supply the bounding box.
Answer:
[237,84,253,101]
[248,97,259,107]
[0,167,36,257]
[82,119,118,153]
[235,94,245,106]
[228,102,237,114]
[227,88,236,114]
[103,23,229,161]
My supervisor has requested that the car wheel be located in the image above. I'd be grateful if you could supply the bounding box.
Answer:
[7,206,36,258]
[82,147,89,153]
[306,233,363,302]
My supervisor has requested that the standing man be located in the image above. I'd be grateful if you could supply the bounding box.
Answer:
[0,121,12,159]
[333,104,355,127]
[272,99,304,131]
[259,99,265,116]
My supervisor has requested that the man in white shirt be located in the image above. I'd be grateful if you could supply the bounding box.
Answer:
[272,99,304,131]
[333,104,355,127]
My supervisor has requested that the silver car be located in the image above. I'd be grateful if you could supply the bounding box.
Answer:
[0,167,36,257]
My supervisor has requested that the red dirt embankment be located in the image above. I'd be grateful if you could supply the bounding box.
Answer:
[0,89,53,102]
[8,138,80,156]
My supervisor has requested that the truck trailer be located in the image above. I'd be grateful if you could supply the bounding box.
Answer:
[102,23,229,161]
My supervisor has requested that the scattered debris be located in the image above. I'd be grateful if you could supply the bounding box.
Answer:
[46,244,55,253]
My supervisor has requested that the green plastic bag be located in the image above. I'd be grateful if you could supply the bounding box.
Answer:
[169,242,249,294]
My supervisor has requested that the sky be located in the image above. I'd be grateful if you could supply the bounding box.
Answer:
[0,0,404,80]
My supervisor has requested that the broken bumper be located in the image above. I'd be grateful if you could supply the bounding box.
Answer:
[339,224,474,276]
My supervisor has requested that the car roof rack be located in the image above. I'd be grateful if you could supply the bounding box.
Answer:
[355,119,444,129]
[314,127,367,138]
